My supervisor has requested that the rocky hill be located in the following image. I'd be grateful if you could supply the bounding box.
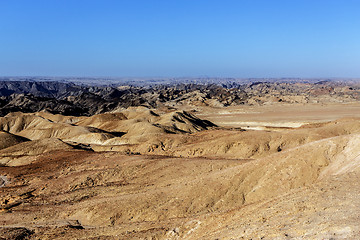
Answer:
[0,79,359,116]
[1,79,360,239]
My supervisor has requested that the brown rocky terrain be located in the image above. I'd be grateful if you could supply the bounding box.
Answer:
[1,80,360,239]
[0,79,360,117]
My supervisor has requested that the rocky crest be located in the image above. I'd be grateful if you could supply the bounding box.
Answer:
[0,79,359,116]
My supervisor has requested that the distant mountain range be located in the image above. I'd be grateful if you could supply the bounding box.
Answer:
[0,79,359,116]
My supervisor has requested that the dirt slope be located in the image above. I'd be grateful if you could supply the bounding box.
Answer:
[0,112,117,144]
[0,131,29,150]
[1,131,360,238]
[0,108,360,239]
[0,138,76,166]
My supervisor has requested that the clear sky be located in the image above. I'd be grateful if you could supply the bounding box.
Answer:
[1,0,360,78]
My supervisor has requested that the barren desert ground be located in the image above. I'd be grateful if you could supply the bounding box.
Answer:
[0,81,360,239]
[197,102,360,128]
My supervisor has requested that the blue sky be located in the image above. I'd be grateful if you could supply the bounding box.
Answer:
[1,0,360,77]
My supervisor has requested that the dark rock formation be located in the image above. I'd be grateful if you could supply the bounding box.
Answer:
[0,79,359,116]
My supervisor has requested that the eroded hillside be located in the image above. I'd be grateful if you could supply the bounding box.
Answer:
[1,80,360,239]
[1,79,360,116]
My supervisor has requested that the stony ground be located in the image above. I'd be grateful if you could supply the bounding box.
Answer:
[1,102,360,239]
